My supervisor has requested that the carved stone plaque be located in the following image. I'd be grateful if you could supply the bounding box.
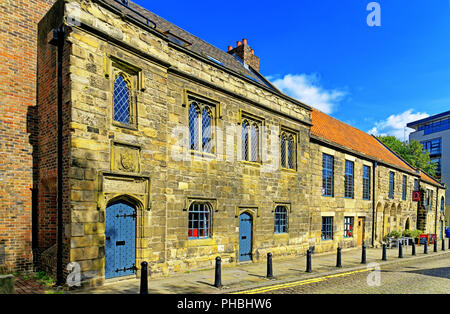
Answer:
[112,142,140,173]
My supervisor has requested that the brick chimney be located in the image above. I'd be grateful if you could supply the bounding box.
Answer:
[227,38,260,72]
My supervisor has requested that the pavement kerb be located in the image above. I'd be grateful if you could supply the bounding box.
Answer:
[222,249,450,294]
[69,246,450,294]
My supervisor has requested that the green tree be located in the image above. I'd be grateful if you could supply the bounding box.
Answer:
[377,136,437,177]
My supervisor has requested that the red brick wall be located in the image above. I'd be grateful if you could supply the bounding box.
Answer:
[0,0,55,272]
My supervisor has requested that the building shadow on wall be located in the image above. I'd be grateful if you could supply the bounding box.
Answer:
[26,104,40,265]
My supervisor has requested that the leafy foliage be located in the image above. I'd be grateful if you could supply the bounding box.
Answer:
[387,230,402,238]
[402,229,422,239]
[377,136,437,177]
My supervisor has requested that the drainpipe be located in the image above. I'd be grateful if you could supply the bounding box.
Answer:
[48,26,65,286]
[435,187,438,237]
[371,161,377,247]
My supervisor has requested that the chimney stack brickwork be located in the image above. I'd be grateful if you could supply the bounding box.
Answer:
[227,38,260,72]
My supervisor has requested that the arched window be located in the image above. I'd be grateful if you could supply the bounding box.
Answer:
[250,123,259,162]
[280,131,296,170]
[274,206,288,234]
[189,103,200,151]
[202,107,212,153]
[280,134,287,168]
[287,135,295,169]
[441,197,445,213]
[189,101,214,154]
[188,203,211,239]
[114,74,131,124]
[242,120,249,161]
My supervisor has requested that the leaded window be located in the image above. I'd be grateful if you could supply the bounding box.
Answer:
[429,190,433,211]
[287,135,294,169]
[188,203,211,239]
[189,100,214,154]
[281,134,286,169]
[402,175,407,201]
[241,118,261,163]
[322,217,333,240]
[280,131,296,170]
[389,171,395,199]
[344,160,354,199]
[250,124,259,162]
[202,107,212,154]
[344,217,354,238]
[189,104,200,151]
[242,121,249,161]
[274,206,288,234]
[322,154,334,197]
[114,74,131,124]
[363,165,371,200]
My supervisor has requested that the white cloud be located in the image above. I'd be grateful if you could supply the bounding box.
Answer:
[368,109,430,141]
[270,74,346,114]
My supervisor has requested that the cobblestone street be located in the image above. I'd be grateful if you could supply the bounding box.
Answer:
[261,254,450,294]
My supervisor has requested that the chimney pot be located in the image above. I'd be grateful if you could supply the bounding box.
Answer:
[251,49,254,55]
[237,41,242,47]
[242,38,248,45]
[228,46,233,52]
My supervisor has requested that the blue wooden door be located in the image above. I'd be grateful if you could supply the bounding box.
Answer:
[239,212,253,262]
[105,201,136,279]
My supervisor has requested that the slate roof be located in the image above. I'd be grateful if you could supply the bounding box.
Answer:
[101,0,277,90]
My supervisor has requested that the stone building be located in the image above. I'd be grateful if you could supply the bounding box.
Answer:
[0,0,446,288]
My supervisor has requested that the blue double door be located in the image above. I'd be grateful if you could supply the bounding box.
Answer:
[239,212,253,262]
[105,201,137,279]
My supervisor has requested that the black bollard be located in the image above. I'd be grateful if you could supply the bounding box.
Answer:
[442,239,446,251]
[424,241,428,254]
[336,247,342,268]
[434,239,437,253]
[448,238,450,250]
[361,244,367,264]
[412,241,416,256]
[382,244,387,261]
[398,241,403,258]
[214,256,222,288]
[140,261,149,295]
[306,249,312,273]
[267,253,273,279]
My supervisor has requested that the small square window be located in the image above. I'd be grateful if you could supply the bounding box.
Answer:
[322,217,333,240]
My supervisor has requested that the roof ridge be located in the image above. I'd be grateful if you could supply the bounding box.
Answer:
[371,135,416,172]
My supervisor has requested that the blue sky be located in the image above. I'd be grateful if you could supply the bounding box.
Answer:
[135,0,450,140]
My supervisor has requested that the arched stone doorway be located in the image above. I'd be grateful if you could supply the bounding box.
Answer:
[104,195,142,280]
[405,216,411,230]
[375,202,383,243]
[382,203,390,240]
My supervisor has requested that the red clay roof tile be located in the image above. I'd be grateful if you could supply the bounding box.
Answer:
[311,109,416,173]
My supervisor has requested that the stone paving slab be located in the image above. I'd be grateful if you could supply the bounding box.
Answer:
[72,246,450,294]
